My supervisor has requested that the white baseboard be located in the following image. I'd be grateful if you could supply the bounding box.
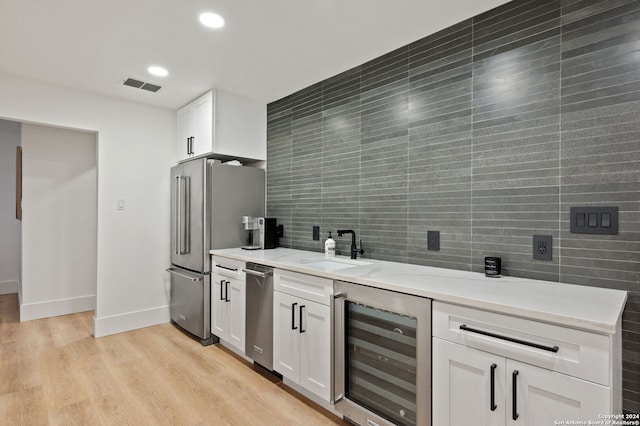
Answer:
[93,305,170,338]
[0,280,18,295]
[20,294,96,321]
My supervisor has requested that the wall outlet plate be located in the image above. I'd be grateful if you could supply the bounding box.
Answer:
[312,226,320,241]
[533,235,552,261]
[427,230,440,251]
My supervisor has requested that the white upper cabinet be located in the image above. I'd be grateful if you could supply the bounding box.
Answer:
[176,89,266,162]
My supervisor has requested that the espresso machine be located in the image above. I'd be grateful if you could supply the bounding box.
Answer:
[242,216,283,250]
[242,216,261,250]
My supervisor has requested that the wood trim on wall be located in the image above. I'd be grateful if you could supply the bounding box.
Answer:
[16,146,21,220]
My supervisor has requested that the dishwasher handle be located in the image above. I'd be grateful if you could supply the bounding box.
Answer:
[242,268,273,278]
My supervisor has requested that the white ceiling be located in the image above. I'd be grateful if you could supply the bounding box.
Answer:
[0,0,510,110]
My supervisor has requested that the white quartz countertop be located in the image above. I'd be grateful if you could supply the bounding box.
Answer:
[210,247,627,335]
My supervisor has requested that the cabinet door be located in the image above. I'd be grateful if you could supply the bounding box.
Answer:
[433,338,505,426]
[300,300,331,401]
[227,275,245,352]
[214,89,266,160]
[211,273,227,339]
[273,291,300,382]
[191,92,214,157]
[176,104,194,161]
[506,360,610,425]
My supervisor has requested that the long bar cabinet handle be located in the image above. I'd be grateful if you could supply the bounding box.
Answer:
[216,264,238,272]
[291,302,298,330]
[512,370,519,420]
[299,305,305,333]
[490,363,497,411]
[459,324,559,353]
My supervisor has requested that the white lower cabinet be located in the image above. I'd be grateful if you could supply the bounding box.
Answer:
[432,301,619,426]
[211,257,245,353]
[433,338,609,426]
[273,291,301,379]
[273,270,332,402]
[507,359,609,425]
[433,338,505,426]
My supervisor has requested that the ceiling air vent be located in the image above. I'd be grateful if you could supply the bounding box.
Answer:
[123,78,161,92]
[140,83,161,93]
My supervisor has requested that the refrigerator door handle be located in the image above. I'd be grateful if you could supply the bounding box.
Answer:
[183,175,190,254]
[166,268,203,282]
[176,175,182,255]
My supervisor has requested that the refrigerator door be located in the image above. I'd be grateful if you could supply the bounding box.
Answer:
[168,266,213,343]
[210,163,265,249]
[171,159,208,272]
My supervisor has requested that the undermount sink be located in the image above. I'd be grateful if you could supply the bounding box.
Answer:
[300,257,372,271]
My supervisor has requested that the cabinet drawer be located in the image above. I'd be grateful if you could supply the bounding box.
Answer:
[274,269,333,305]
[211,256,244,280]
[433,301,611,386]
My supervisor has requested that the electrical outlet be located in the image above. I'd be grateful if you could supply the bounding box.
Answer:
[533,235,552,261]
[312,226,320,241]
[427,230,440,251]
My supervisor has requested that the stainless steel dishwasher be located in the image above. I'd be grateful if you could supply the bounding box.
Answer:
[243,262,274,370]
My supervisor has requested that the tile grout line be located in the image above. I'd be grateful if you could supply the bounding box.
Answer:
[470,17,475,272]
[406,50,409,264]
[558,1,563,284]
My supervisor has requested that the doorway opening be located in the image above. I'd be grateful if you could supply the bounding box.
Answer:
[0,118,98,321]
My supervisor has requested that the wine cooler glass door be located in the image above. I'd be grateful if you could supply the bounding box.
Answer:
[345,301,418,425]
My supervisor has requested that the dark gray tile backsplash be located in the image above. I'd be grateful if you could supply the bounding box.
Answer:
[267,0,640,413]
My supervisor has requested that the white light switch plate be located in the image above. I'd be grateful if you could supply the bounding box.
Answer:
[116,199,125,210]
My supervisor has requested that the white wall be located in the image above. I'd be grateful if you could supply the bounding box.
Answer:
[0,72,175,336]
[20,124,97,319]
[0,119,21,295]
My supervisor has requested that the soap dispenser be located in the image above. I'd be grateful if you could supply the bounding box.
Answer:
[325,232,335,257]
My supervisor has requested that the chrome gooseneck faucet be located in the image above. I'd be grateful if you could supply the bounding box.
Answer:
[336,229,364,259]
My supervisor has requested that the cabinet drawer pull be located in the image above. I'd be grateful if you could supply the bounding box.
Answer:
[459,324,559,353]
[490,363,497,411]
[291,302,298,330]
[512,370,519,420]
[216,264,238,272]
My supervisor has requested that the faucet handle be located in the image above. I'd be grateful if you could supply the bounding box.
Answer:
[358,239,364,256]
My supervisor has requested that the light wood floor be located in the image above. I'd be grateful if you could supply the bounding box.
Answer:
[0,294,346,425]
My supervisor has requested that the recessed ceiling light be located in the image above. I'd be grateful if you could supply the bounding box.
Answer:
[148,66,169,77]
[199,12,225,29]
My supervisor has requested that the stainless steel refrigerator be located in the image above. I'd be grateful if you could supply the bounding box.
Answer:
[167,158,264,345]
